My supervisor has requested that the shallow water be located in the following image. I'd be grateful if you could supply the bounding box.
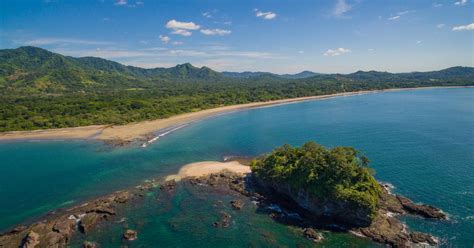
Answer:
[69,180,379,247]
[1,88,473,246]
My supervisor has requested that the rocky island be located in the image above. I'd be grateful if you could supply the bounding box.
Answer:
[0,142,446,248]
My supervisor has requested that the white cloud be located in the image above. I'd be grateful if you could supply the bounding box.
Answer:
[115,0,127,6]
[333,0,352,18]
[323,47,351,56]
[255,9,277,20]
[387,10,414,20]
[165,20,200,30]
[452,23,474,31]
[397,10,415,15]
[165,20,200,36]
[172,41,183,45]
[416,40,422,44]
[159,35,170,44]
[433,3,443,7]
[172,29,192,36]
[202,12,212,18]
[200,29,232,36]
[437,24,446,29]
[298,51,304,54]
[368,48,375,52]
[454,0,468,5]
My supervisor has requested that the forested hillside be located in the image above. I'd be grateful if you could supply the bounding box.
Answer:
[0,46,473,131]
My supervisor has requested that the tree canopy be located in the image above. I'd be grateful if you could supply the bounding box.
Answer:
[251,142,381,219]
[1,46,473,132]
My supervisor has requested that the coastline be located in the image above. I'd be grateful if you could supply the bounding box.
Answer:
[0,160,445,247]
[0,86,471,142]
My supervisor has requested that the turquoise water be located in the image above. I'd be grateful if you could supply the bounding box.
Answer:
[0,88,473,246]
[69,179,379,248]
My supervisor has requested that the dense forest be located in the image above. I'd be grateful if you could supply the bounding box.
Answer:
[1,46,473,132]
[251,141,381,220]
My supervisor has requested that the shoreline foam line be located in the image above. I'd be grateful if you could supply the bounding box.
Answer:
[141,124,189,148]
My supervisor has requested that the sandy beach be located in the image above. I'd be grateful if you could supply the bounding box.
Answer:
[165,161,251,181]
[0,87,470,142]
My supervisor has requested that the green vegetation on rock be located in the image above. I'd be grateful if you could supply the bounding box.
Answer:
[251,142,381,222]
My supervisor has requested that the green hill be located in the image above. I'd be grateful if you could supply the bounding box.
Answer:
[0,46,472,132]
[0,46,222,93]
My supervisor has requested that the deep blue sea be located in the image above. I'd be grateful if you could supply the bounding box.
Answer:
[0,88,473,247]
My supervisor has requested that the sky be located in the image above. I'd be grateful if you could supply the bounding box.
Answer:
[0,0,473,73]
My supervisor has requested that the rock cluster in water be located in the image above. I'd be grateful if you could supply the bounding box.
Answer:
[188,171,446,248]
[0,178,161,248]
[0,170,446,248]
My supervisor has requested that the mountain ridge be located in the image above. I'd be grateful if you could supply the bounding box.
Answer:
[1,46,473,94]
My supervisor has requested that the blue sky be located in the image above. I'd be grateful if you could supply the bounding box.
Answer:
[1,0,473,73]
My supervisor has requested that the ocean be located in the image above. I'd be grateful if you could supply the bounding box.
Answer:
[1,88,472,247]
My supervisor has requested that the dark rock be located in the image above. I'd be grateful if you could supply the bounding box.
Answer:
[104,139,132,147]
[21,231,40,248]
[253,177,373,227]
[52,218,76,236]
[396,196,446,219]
[8,225,27,234]
[378,188,405,214]
[79,213,100,234]
[213,211,232,228]
[114,191,130,203]
[410,232,438,246]
[230,199,243,210]
[83,241,98,248]
[123,229,138,241]
[357,212,410,248]
[45,231,67,247]
[90,206,115,215]
[303,228,323,242]
[160,180,176,192]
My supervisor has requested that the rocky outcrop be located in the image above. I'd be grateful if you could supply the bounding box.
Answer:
[357,210,411,247]
[160,180,176,192]
[252,177,373,227]
[192,172,444,248]
[21,231,40,248]
[0,180,155,248]
[396,196,446,219]
[0,169,446,248]
[52,219,76,236]
[410,232,438,245]
[303,228,323,242]
[103,139,132,147]
[83,241,98,248]
[79,213,100,234]
[213,211,232,228]
[123,229,138,241]
[230,199,243,210]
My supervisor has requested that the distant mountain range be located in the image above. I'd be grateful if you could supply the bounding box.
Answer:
[1,46,473,93]
[222,70,321,79]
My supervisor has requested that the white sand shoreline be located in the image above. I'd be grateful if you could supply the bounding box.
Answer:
[0,86,471,142]
[165,161,251,181]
